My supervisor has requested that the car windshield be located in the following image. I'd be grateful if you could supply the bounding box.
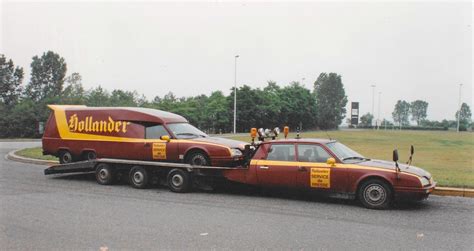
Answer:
[167,123,208,139]
[326,141,368,163]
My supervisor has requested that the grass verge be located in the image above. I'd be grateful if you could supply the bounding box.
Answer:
[15,147,58,161]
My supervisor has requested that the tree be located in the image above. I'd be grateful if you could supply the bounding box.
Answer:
[359,113,374,127]
[392,100,411,127]
[24,51,67,102]
[203,91,229,133]
[313,73,347,129]
[410,100,428,126]
[86,86,110,106]
[61,73,86,105]
[280,82,317,130]
[456,103,472,131]
[0,54,24,106]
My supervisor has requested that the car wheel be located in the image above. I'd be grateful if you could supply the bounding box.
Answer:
[59,150,74,164]
[83,151,97,161]
[129,166,149,189]
[95,163,116,185]
[167,168,192,193]
[358,179,392,209]
[186,151,210,166]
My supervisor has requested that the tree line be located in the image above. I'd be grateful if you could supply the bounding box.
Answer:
[0,51,349,138]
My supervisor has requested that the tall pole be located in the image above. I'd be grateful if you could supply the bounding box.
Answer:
[233,55,239,134]
[302,77,305,86]
[457,84,463,133]
[377,91,381,130]
[371,84,376,127]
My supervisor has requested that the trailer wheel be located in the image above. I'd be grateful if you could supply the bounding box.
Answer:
[167,168,192,193]
[129,166,149,189]
[357,178,392,209]
[95,163,116,185]
[59,150,74,164]
[186,151,210,166]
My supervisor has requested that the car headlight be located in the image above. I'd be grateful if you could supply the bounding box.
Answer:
[230,148,243,157]
[421,177,430,187]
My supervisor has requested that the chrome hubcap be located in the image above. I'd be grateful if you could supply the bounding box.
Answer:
[171,174,183,187]
[99,169,109,180]
[364,184,386,205]
[133,172,144,184]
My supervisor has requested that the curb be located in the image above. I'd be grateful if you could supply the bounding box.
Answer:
[7,149,58,165]
[432,187,474,198]
[6,149,474,198]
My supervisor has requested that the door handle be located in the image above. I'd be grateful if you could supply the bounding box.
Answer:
[298,166,307,172]
[259,166,269,170]
[144,143,151,147]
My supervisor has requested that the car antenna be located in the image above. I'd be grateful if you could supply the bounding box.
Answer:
[324,130,332,140]
[406,145,414,167]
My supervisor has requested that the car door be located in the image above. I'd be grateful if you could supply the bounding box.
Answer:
[143,124,179,161]
[256,143,298,188]
[296,143,348,193]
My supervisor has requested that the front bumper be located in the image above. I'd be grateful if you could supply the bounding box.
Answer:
[394,182,437,200]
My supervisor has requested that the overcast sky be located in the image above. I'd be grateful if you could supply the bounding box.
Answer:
[1,1,472,122]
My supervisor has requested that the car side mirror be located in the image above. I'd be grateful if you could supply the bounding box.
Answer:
[326,157,336,166]
[393,149,399,162]
[160,135,170,142]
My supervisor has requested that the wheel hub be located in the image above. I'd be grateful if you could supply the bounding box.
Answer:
[133,172,144,184]
[99,169,109,180]
[171,174,184,187]
[364,184,386,205]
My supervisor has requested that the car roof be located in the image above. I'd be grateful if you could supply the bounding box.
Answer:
[48,105,188,124]
[262,138,337,145]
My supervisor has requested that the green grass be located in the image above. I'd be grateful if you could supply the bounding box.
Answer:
[228,130,474,188]
[16,147,58,161]
[15,130,473,188]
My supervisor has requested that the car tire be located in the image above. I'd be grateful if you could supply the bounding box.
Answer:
[186,151,210,166]
[129,166,149,189]
[95,163,116,185]
[358,179,392,209]
[167,168,192,193]
[59,150,74,164]
[82,151,97,161]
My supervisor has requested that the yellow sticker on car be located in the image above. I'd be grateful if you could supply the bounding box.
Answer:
[311,168,330,188]
[152,143,167,159]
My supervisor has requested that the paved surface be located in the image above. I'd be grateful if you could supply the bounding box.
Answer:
[1,141,473,250]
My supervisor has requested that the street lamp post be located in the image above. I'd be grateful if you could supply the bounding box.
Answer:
[233,55,239,134]
[456,84,463,133]
[377,91,381,130]
[371,84,376,127]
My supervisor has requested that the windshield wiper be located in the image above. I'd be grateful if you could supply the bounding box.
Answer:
[342,156,369,161]
[176,133,200,137]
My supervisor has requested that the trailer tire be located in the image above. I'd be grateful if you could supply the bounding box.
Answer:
[59,150,74,164]
[129,166,149,189]
[95,163,116,185]
[167,168,192,193]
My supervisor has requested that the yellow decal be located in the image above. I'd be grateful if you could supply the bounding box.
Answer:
[68,114,130,133]
[311,168,330,188]
[152,143,167,159]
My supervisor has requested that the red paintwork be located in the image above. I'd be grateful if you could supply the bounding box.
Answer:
[223,139,435,199]
[42,106,246,166]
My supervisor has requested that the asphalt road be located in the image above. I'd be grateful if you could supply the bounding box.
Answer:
[1,141,473,250]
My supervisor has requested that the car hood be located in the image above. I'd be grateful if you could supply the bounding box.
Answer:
[191,137,248,150]
[357,159,432,178]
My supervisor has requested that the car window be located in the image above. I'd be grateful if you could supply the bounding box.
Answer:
[266,144,295,161]
[145,125,169,139]
[297,144,332,163]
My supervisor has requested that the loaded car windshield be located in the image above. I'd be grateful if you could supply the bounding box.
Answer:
[326,141,369,163]
[167,123,208,139]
